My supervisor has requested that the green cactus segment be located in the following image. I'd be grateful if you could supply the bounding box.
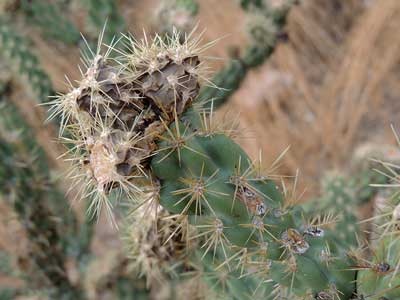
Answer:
[0,19,53,102]
[270,235,355,296]
[156,0,199,39]
[198,250,277,300]
[239,0,264,10]
[302,175,361,248]
[151,120,356,298]
[0,288,22,300]
[198,1,293,109]
[357,235,400,300]
[0,103,82,299]
[152,125,282,247]
[197,59,246,108]
[357,192,400,300]
[20,0,80,44]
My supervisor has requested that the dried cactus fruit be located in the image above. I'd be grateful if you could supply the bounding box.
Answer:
[122,202,192,286]
[49,30,210,223]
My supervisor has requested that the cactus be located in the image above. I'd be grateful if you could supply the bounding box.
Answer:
[0,102,82,299]
[198,0,295,109]
[356,189,400,299]
[151,122,357,299]
[48,30,381,299]
[356,235,400,300]
[302,173,362,247]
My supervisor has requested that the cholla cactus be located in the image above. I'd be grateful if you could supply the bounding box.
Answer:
[350,135,400,299]
[246,12,277,48]
[50,29,360,300]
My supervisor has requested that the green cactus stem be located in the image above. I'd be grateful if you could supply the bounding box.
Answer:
[51,30,373,300]
[198,0,295,109]
[0,102,82,299]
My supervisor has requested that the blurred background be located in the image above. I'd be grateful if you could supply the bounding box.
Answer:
[1,0,400,299]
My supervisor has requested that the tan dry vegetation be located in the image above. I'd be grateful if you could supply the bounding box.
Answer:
[221,0,400,196]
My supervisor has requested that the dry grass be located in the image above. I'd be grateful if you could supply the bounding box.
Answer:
[221,0,400,196]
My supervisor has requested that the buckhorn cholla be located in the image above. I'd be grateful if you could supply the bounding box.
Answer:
[50,29,400,300]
